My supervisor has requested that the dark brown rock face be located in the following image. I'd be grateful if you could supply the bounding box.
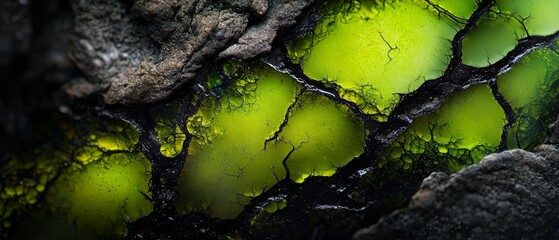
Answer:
[66,0,313,105]
[354,145,559,240]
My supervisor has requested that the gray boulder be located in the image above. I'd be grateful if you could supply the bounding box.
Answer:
[355,145,559,240]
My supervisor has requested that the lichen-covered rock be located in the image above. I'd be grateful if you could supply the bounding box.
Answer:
[66,0,313,105]
[354,144,559,240]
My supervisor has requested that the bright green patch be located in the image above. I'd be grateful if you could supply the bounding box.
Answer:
[498,47,559,149]
[380,84,506,172]
[4,118,152,239]
[461,12,526,67]
[496,0,559,36]
[44,152,152,239]
[177,63,364,219]
[430,0,478,19]
[280,92,365,183]
[154,103,187,157]
[288,0,458,120]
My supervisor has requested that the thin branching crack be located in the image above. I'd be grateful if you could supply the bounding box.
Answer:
[489,80,516,151]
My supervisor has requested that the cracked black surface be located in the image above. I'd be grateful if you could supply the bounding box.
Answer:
[101,0,559,239]
[3,0,559,239]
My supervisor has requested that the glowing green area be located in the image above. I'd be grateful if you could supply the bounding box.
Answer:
[462,1,559,67]
[43,152,152,239]
[462,12,526,67]
[154,104,186,157]
[280,92,365,183]
[380,84,506,172]
[177,64,301,219]
[430,0,478,19]
[496,0,559,36]
[177,63,364,219]
[4,118,153,239]
[0,146,68,232]
[288,0,458,120]
[498,47,559,149]
[87,120,139,152]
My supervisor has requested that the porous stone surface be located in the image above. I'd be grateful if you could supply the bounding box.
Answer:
[548,115,559,144]
[66,0,313,105]
[354,144,559,240]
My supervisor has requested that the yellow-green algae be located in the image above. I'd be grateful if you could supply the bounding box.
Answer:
[154,103,187,157]
[498,47,559,149]
[288,0,458,120]
[462,0,559,67]
[4,118,153,239]
[177,63,364,219]
[40,152,152,239]
[278,92,365,183]
[461,12,526,67]
[430,0,478,19]
[496,0,559,36]
[380,84,506,172]
[0,114,77,231]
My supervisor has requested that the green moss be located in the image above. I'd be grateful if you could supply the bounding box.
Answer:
[380,84,506,172]
[280,92,365,183]
[44,152,152,239]
[462,12,526,67]
[177,63,301,219]
[498,47,559,149]
[4,118,153,239]
[154,103,187,157]
[496,0,559,36]
[177,63,364,219]
[430,0,478,19]
[288,0,458,120]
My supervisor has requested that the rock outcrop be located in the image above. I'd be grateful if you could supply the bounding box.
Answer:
[66,0,313,105]
[355,145,559,240]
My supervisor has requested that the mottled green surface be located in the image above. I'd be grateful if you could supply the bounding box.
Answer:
[462,0,559,67]
[154,103,186,157]
[2,0,559,238]
[380,84,506,172]
[462,12,525,67]
[4,119,152,239]
[496,0,559,36]
[498,48,559,149]
[289,0,458,120]
[431,0,478,19]
[177,63,364,218]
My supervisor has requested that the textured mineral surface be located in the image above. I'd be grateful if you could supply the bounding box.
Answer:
[2,0,559,239]
[355,144,559,240]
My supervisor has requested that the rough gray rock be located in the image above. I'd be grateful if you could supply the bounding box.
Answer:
[65,0,313,105]
[354,145,559,240]
[549,115,559,144]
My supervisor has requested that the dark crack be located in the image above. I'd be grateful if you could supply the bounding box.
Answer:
[123,0,559,238]
[377,31,399,64]
[489,80,516,151]
[424,0,468,25]
[5,0,559,239]
[264,91,304,150]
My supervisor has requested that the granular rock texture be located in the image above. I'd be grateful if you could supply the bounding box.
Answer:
[354,144,559,240]
[66,0,313,105]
